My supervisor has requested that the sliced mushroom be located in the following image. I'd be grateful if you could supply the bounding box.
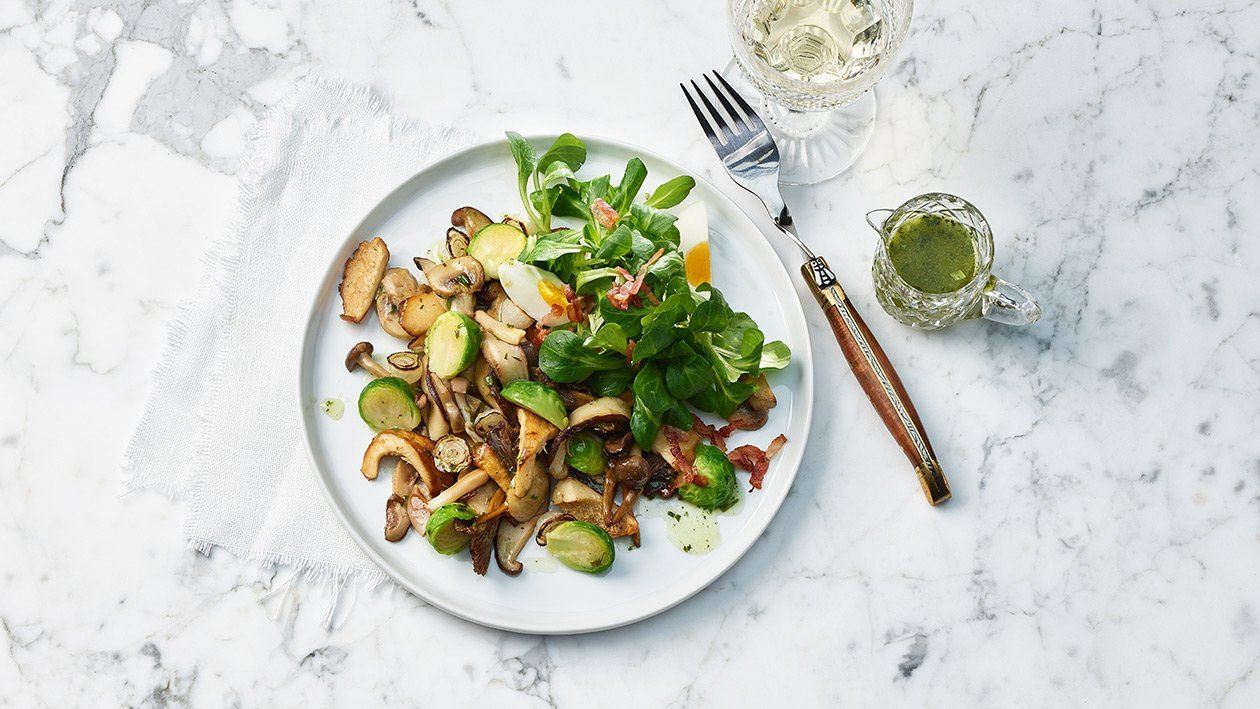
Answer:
[428,372,463,434]
[407,485,431,533]
[345,342,391,378]
[474,411,518,471]
[553,397,633,448]
[473,310,526,345]
[495,296,535,330]
[473,358,498,408]
[548,439,570,480]
[480,336,529,385]
[451,206,493,237]
[495,513,540,576]
[518,407,560,463]
[507,455,550,522]
[727,373,776,431]
[426,400,449,439]
[339,237,389,323]
[392,459,418,497]
[549,478,639,539]
[463,517,497,576]
[385,494,410,542]
[384,351,426,386]
[472,442,512,491]
[462,478,499,514]
[399,285,448,336]
[360,430,450,496]
[432,435,472,476]
[440,227,470,260]
[419,256,485,297]
[449,292,476,316]
[376,268,422,339]
[569,397,632,426]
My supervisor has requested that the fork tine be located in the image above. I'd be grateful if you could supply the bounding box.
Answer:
[690,79,734,144]
[703,73,749,135]
[680,82,721,148]
[710,71,765,132]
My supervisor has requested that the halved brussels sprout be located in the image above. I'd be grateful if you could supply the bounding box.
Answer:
[566,432,605,477]
[501,380,569,429]
[426,311,482,378]
[677,444,739,511]
[358,377,422,432]
[425,503,478,555]
[542,520,615,573]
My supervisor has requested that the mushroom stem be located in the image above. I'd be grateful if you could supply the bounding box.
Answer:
[426,469,490,511]
[612,489,641,524]
[345,342,391,378]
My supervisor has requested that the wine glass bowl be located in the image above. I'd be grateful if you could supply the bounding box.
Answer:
[726,0,914,183]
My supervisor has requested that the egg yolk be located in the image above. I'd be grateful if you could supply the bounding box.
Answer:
[537,279,568,308]
[684,242,711,286]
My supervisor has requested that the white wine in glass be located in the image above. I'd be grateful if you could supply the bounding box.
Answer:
[727,0,913,184]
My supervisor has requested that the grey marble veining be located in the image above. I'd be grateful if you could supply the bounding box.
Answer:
[2,0,1259,706]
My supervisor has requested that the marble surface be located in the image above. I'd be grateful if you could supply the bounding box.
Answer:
[2,0,1258,705]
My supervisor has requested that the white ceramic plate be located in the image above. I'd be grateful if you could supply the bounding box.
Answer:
[298,136,813,634]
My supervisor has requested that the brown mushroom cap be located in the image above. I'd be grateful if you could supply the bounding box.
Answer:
[384,494,410,542]
[345,341,374,372]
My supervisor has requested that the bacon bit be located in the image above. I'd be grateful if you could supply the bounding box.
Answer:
[591,198,619,229]
[526,325,550,346]
[662,425,700,490]
[729,434,788,491]
[560,284,588,322]
[606,249,665,310]
[625,339,636,364]
[691,415,728,452]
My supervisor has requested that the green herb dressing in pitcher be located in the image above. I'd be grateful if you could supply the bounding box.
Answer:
[887,213,977,293]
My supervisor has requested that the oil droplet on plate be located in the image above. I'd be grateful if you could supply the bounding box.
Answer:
[641,497,721,555]
[320,398,344,420]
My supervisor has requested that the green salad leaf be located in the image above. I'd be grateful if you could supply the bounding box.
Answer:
[504,131,790,431]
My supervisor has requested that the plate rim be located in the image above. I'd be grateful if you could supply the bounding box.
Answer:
[297,134,814,634]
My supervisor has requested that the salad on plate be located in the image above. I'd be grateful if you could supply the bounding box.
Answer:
[335,133,791,577]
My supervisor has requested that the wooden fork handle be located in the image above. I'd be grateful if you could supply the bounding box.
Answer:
[801,256,951,505]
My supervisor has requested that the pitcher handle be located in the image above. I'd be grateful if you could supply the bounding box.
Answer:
[866,209,895,233]
[979,276,1041,326]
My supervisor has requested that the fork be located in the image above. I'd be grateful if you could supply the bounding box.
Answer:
[681,71,951,506]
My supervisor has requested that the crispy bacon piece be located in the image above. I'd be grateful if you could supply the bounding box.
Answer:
[663,425,704,489]
[560,284,588,322]
[625,339,636,364]
[691,414,729,452]
[591,198,619,229]
[606,249,665,310]
[729,434,788,491]
[526,325,550,346]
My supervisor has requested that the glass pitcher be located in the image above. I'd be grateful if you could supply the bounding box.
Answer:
[868,192,1040,330]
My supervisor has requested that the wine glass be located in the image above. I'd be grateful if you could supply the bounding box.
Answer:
[726,0,914,184]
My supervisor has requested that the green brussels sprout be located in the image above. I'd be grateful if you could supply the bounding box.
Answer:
[501,380,569,429]
[677,444,739,511]
[358,377,422,432]
[544,520,615,573]
[565,433,606,477]
[425,503,478,555]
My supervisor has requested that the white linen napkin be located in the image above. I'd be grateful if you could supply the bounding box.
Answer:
[123,77,470,608]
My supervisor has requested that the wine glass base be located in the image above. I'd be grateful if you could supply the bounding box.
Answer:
[720,61,876,185]
[761,93,875,185]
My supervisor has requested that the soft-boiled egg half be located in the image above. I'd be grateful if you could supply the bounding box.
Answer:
[499,260,571,326]
[674,201,710,287]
